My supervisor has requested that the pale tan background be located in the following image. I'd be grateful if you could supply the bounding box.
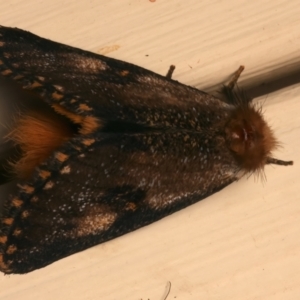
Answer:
[0,1,299,299]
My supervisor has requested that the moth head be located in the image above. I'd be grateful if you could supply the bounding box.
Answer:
[225,103,278,175]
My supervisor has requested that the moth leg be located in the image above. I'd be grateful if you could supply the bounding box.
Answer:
[220,65,248,106]
[166,65,176,79]
[226,65,245,90]
[266,157,293,166]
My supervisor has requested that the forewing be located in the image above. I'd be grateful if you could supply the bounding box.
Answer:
[0,129,237,273]
[0,26,222,126]
[0,26,238,274]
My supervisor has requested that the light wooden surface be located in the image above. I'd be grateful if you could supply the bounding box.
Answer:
[0,1,299,299]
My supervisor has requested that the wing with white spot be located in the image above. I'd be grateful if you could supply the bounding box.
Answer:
[0,130,237,273]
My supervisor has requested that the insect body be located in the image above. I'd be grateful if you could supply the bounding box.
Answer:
[0,26,292,274]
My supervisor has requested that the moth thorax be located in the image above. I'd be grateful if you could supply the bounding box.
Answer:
[225,105,278,173]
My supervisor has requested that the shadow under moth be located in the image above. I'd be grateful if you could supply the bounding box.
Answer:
[0,26,293,274]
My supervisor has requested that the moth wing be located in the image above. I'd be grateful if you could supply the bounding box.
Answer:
[0,25,218,125]
[0,26,238,274]
[0,131,236,274]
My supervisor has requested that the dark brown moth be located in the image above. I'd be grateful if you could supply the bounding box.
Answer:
[0,26,292,274]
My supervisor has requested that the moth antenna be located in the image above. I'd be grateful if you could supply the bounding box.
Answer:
[227,65,245,90]
[266,157,293,166]
[166,65,176,79]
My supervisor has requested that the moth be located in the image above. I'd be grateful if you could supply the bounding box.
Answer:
[0,26,292,274]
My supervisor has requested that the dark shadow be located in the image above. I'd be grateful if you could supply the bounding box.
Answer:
[202,60,300,99]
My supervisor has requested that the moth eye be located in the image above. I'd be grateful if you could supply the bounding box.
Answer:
[230,121,256,153]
